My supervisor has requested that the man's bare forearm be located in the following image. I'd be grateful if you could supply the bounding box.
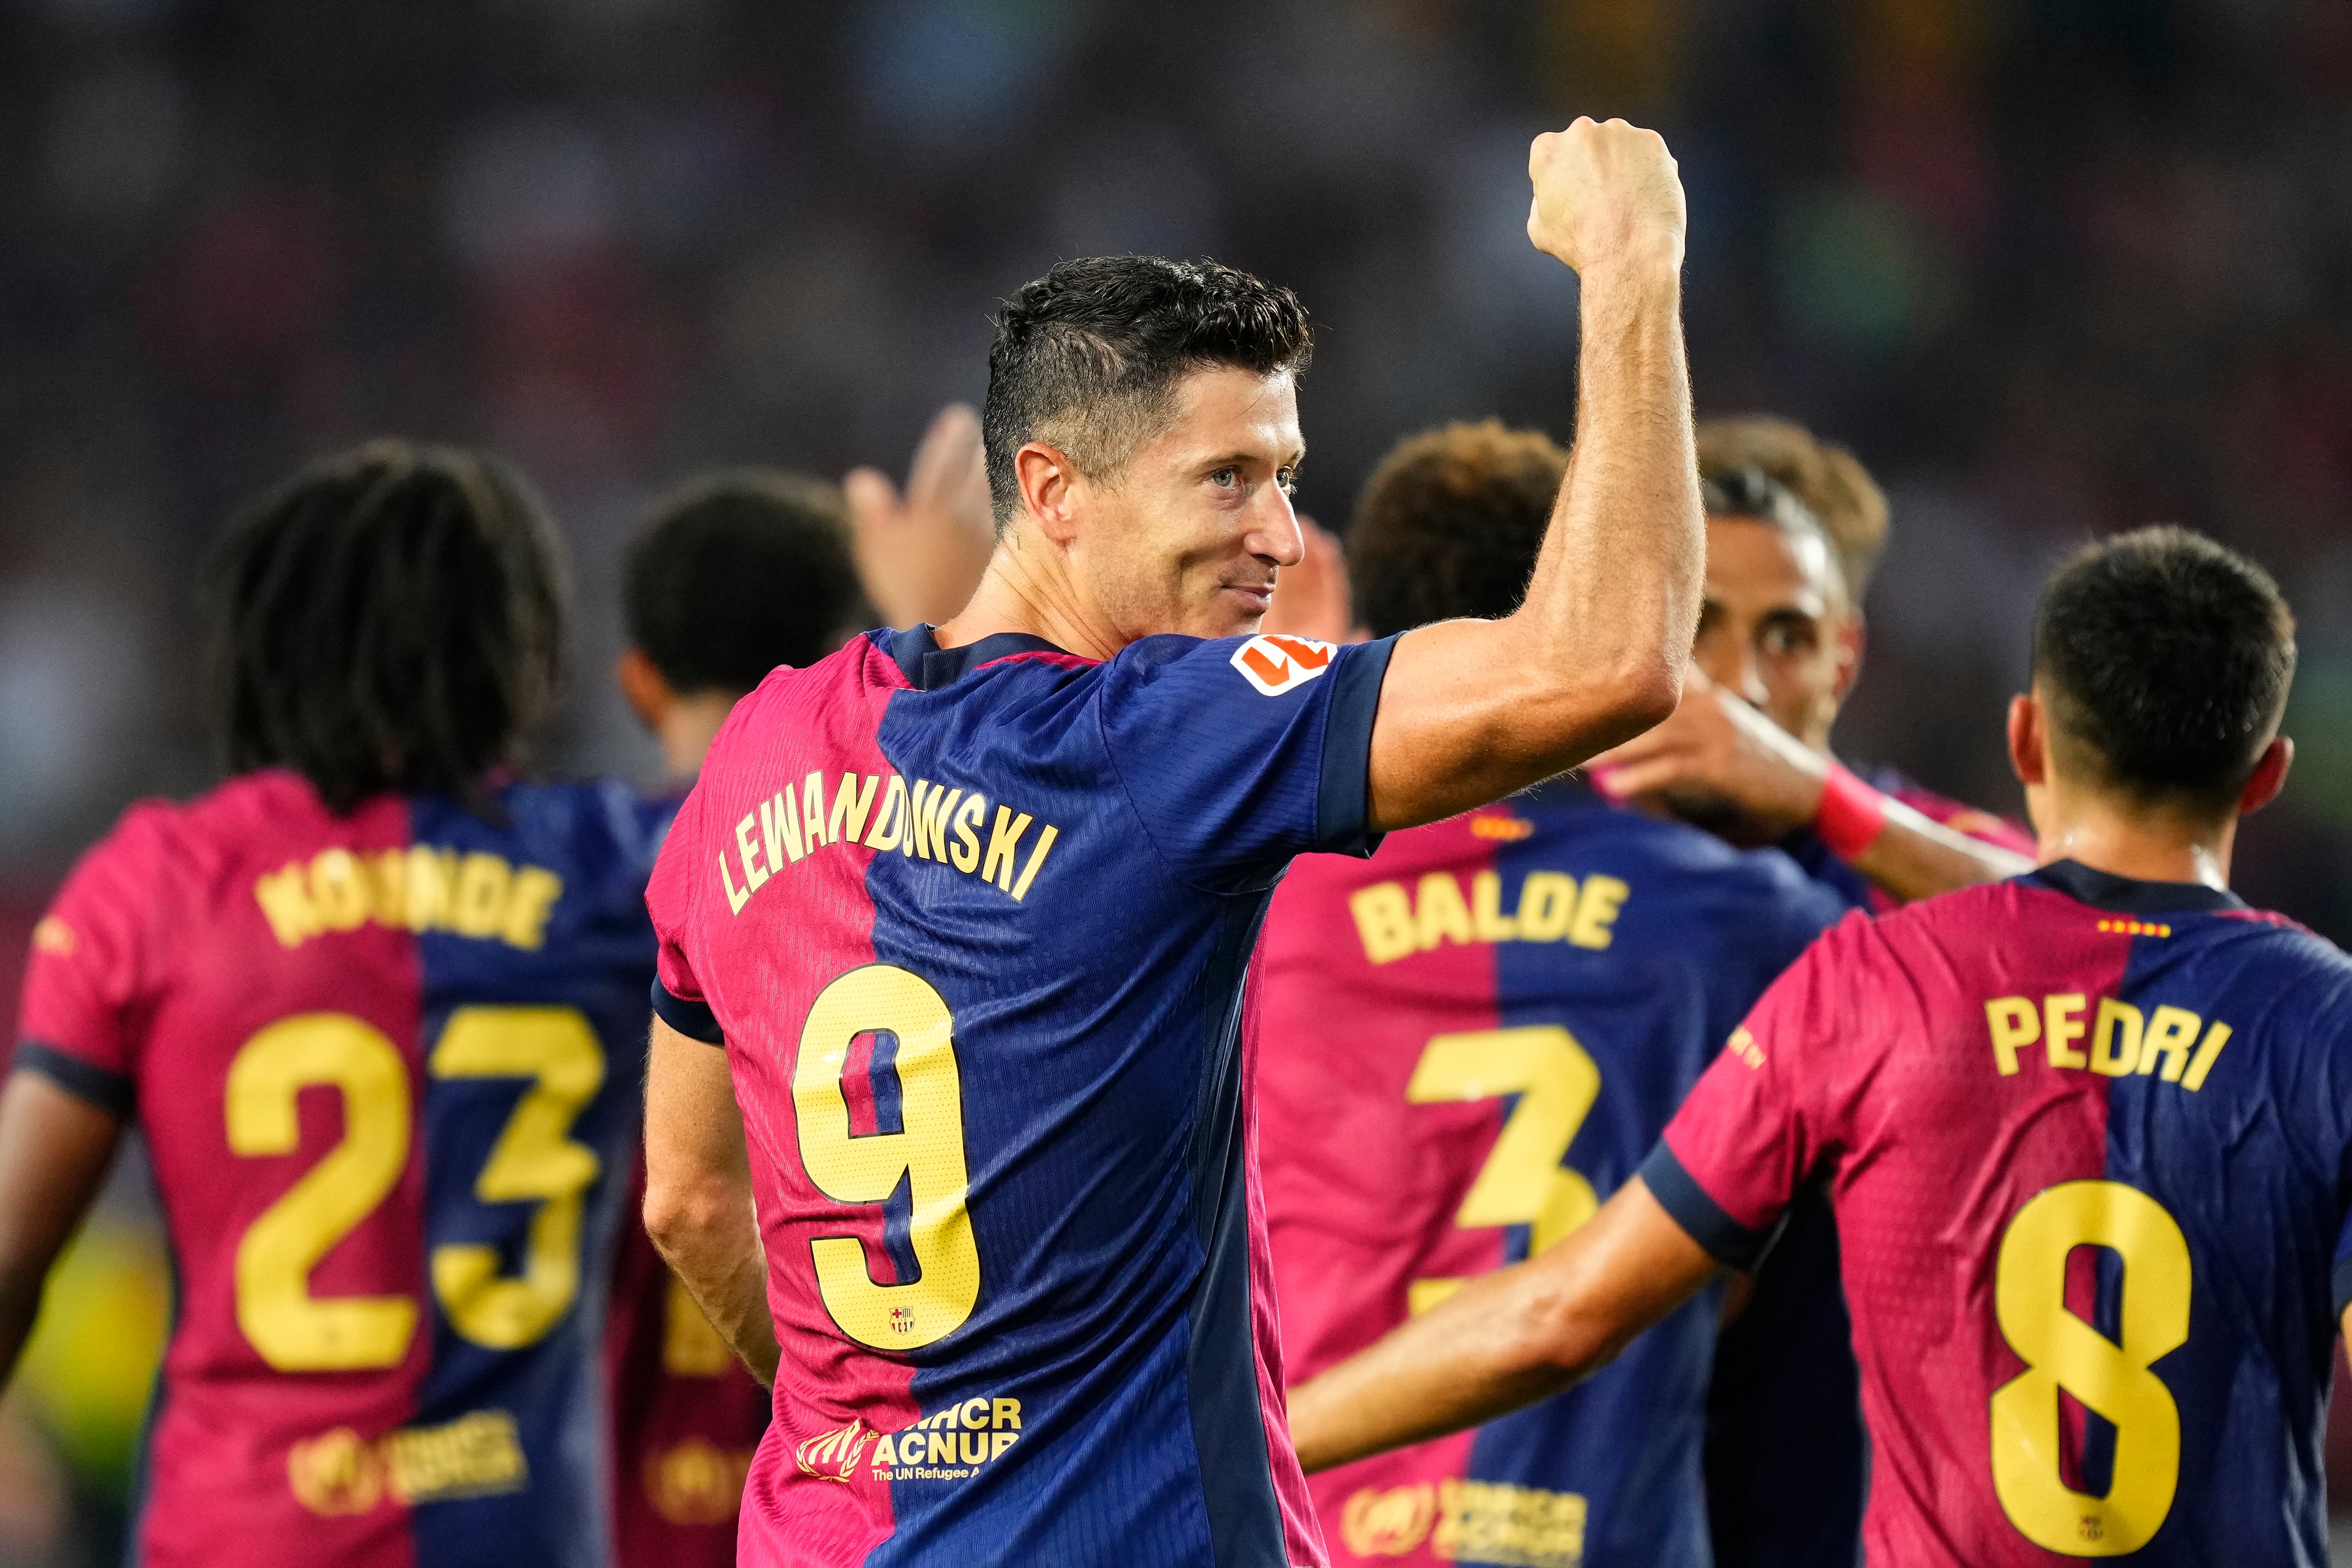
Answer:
[1287,1177,1720,1472]
[1518,248,1701,733]
[1853,801,2034,905]
[1368,255,1699,828]
[644,1016,780,1386]
[0,1072,123,1389]
[1289,1253,1593,1472]
[647,1188,779,1387]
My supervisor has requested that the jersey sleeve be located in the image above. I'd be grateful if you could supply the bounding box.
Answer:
[1095,632,1397,894]
[14,805,175,1115]
[646,779,723,1045]
[1639,911,1876,1270]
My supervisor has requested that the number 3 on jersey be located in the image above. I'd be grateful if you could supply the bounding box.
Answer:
[794,963,981,1351]
[1990,1180,2192,1556]
[1406,1026,1602,1314]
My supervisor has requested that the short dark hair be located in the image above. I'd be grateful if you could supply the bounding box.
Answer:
[981,256,1312,527]
[625,472,864,695]
[1347,421,1567,637]
[1697,416,1890,597]
[2034,525,2296,812]
[207,439,567,814]
[1700,464,1845,597]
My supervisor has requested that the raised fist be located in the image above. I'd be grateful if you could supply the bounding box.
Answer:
[1526,118,1685,275]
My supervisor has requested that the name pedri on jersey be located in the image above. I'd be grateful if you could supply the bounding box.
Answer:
[13,769,669,1568]
[646,625,1394,1568]
[1256,783,1841,1568]
[1645,860,2352,1568]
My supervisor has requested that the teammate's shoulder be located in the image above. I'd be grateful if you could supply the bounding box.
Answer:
[1863,873,2032,944]
[490,775,674,887]
[113,769,346,869]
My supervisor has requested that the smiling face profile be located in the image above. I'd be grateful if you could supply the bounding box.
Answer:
[1041,365,1306,644]
[976,255,1317,653]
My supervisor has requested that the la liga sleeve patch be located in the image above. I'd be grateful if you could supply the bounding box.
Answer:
[1229,633,1336,696]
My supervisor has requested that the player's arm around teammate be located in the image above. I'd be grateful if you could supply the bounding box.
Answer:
[1289,525,2319,1485]
[641,117,1707,1385]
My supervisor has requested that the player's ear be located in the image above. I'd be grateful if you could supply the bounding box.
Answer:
[1014,441,1082,544]
[2237,736,2293,817]
[1830,611,1864,704]
[2007,693,2045,788]
[617,649,675,733]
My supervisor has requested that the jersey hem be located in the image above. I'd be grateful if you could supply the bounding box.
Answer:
[651,979,724,1044]
[1639,1142,1778,1271]
[11,1041,134,1117]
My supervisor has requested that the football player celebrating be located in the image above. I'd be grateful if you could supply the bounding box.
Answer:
[640,118,1701,1567]
[1254,420,1845,1568]
[1290,526,2347,1567]
[608,470,868,1564]
[1605,430,2030,1568]
[1597,426,2032,907]
[0,443,669,1567]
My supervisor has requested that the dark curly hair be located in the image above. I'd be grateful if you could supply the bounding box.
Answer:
[206,439,568,814]
[1347,420,1567,638]
[625,471,864,695]
[2034,525,2296,812]
[981,255,1311,528]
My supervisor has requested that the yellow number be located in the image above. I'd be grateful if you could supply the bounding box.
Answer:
[1989,1180,2191,1555]
[226,1015,418,1371]
[1404,1026,1602,1313]
[225,1004,608,1369]
[429,1007,606,1349]
[794,964,980,1350]
[662,1273,735,1377]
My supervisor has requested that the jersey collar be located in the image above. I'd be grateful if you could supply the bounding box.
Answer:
[882,625,1081,691]
[2026,858,2247,915]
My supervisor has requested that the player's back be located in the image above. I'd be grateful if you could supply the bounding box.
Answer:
[648,625,1396,1567]
[1665,860,2352,1566]
[1708,770,2034,1568]
[17,767,666,1568]
[1258,781,1841,1568]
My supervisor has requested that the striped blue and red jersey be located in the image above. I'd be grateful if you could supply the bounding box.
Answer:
[1255,781,1841,1568]
[13,768,669,1568]
[1705,770,2036,1568]
[644,624,1395,1568]
[1646,860,2352,1567]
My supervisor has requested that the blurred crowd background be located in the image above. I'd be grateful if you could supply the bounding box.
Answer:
[1,0,2349,1560]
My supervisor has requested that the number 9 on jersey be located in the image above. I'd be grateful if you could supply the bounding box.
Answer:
[794,964,982,1351]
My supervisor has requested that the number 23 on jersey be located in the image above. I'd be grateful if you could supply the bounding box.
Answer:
[224,1005,606,1371]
